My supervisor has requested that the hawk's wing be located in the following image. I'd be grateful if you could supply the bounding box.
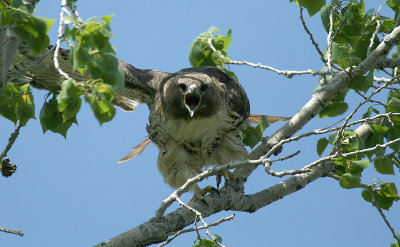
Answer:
[7,45,172,112]
[116,61,171,111]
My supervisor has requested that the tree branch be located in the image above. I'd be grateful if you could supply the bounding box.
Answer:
[0,122,23,161]
[0,227,24,237]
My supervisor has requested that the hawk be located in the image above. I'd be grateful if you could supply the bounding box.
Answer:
[118,64,250,198]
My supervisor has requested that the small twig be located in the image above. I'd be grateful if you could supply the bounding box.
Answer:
[327,6,338,73]
[228,60,332,78]
[372,190,400,245]
[207,33,217,52]
[54,0,71,80]
[373,76,392,83]
[175,197,225,247]
[368,20,381,54]
[159,215,235,247]
[372,84,399,91]
[264,151,311,177]
[305,137,400,170]
[326,173,372,190]
[0,122,23,160]
[299,2,326,65]
[354,90,388,108]
[0,227,24,237]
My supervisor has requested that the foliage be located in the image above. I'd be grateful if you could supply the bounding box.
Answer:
[0,0,54,55]
[0,83,35,126]
[193,235,223,247]
[189,26,237,80]
[0,1,123,136]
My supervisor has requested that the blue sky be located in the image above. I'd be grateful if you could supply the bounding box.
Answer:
[1,1,399,246]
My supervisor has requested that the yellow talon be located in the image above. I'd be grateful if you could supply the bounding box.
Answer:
[191,184,220,201]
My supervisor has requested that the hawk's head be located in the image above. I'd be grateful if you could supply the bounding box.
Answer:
[162,73,224,119]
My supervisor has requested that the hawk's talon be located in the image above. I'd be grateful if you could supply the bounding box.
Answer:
[222,170,239,183]
[192,184,220,200]
[216,174,222,189]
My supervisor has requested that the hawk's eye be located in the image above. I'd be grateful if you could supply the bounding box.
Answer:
[200,85,208,92]
[178,83,187,91]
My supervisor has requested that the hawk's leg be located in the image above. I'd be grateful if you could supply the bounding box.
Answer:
[216,170,239,189]
[192,183,220,200]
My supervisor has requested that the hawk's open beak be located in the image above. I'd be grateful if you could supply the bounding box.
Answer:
[184,86,201,117]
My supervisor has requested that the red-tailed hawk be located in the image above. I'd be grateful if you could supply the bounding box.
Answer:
[118,64,250,197]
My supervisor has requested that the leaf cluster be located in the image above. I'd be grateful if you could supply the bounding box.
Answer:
[0,3,123,137]
[316,89,400,210]
[0,0,54,55]
[311,0,400,119]
[189,26,237,79]
[193,235,223,247]
[0,83,35,125]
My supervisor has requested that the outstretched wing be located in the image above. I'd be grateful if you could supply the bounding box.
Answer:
[117,61,171,111]
[7,45,171,112]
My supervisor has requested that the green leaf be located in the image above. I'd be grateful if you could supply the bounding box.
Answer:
[361,188,372,202]
[348,159,369,175]
[40,96,77,138]
[193,235,222,247]
[387,0,400,12]
[256,115,269,135]
[0,103,18,124]
[7,8,54,55]
[189,26,233,69]
[348,71,373,92]
[57,80,83,122]
[16,99,35,125]
[364,186,395,210]
[339,173,361,189]
[243,126,261,149]
[318,101,348,118]
[301,0,326,16]
[374,157,395,175]
[86,96,115,125]
[0,83,35,125]
[328,131,339,145]
[376,193,394,210]
[381,182,398,198]
[369,124,389,135]
[362,106,379,118]
[59,79,83,100]
[387,127,400,152]
[317,137,329,156]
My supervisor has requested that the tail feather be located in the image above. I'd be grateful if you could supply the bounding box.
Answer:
[118,137,152,163]
[249,114,291,124]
